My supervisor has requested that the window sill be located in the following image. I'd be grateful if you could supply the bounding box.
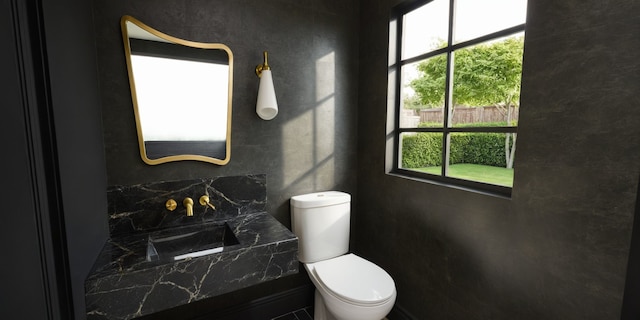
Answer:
[387,169,513,200]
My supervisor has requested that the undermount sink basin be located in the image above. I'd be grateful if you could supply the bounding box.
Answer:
[146,222,239,262]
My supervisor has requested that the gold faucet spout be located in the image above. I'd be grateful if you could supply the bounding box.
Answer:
[183,197,194,216]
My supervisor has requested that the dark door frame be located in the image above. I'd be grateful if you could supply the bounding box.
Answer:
[2,0,73,318]
[621,175,640,320]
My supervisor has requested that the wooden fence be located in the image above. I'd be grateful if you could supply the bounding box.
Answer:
[417,106,519,124]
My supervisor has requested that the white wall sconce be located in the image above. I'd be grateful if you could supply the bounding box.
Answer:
[255,51,278,120]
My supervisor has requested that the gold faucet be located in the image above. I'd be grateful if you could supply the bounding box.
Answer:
[199,195,216,210]
[165,199,177,211]
[183,197,194,216]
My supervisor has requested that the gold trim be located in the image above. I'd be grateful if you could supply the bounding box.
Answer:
[183,197,194,217]
[199,195,216,210]
[255,51,271,77]
[120,15,233,165]
[165,199,177,211]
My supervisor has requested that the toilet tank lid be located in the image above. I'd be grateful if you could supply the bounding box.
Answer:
[291,191,351,208]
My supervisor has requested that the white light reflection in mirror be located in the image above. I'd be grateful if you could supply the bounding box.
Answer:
[131,55,229,141]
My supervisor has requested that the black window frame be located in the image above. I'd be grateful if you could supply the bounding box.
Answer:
[388,0,526,197]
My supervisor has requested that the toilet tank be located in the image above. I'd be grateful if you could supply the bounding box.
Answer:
[290,191,351,263]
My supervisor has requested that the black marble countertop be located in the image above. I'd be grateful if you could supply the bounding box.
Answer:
[85,211,298,320]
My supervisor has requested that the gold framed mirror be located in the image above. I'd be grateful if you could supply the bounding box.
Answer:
[121,15,233,165]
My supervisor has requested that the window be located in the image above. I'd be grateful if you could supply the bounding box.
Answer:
[388,0,527,196]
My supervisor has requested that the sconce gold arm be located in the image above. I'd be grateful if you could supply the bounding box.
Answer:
[183,198,194,217]
[199,195,216,210]
[255,51,271,77]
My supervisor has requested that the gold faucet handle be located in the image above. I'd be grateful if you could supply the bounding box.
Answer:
[165,199,177,211]
[199,195,216,210]
[183,197,194,216]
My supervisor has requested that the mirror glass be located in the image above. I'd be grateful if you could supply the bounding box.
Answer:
[121,15,233,165]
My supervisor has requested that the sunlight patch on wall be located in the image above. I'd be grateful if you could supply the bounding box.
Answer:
[316,52,336,101]
[313,51,336,189]
[283,110,314,186]
[281,51,337,189]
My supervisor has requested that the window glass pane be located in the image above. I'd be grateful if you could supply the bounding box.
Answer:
[400,132,443,174]
[402,54,447,128]
[446,132,515,187]
[450,34,524,127]
[402,0,449,59]
[453,0,527,44]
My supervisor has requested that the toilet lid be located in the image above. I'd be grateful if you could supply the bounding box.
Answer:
[313,254,395,304]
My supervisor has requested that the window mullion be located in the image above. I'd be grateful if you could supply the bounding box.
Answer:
[441,0,456,177]
[393,13,403,171]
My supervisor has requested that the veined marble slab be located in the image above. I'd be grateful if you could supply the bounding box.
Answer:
[85,211,298,319]
[86,175,298,319]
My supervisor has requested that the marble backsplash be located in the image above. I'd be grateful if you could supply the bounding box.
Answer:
[107,174,266,237]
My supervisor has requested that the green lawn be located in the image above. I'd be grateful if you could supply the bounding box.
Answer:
[416,163,514,187]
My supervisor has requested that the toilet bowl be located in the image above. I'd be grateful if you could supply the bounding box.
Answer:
[305,254,396,320]
[290,191,396,320]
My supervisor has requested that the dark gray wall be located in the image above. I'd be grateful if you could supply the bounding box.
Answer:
[93,0,359,226]
[91,0,359,318]
[356,0,640,319]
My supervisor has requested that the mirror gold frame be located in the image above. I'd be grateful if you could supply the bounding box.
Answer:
[121,15,233,165]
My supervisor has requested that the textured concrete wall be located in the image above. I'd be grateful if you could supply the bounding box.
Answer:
[93,0,359,235]
[356,0,640,319]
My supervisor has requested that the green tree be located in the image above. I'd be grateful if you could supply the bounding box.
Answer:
[409,36,524,168]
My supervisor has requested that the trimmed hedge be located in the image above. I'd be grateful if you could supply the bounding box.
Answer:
[401,133,443,168]
[402,133,509,168]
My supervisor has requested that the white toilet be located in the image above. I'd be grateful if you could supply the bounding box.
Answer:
[290,191,396,320]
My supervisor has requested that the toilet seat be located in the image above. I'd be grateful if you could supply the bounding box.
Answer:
[311,254,395,306]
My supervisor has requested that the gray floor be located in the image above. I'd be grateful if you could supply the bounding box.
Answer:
[271,306,392,320]
[270,306,313,320]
